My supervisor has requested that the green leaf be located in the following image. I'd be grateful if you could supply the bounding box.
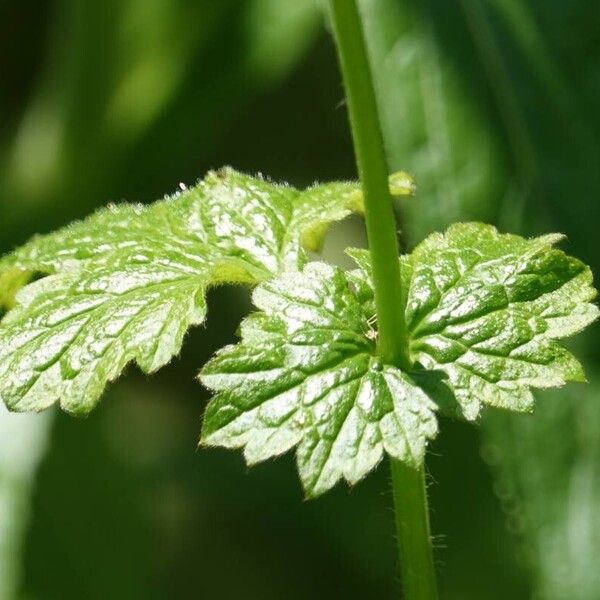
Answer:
[0,168,378,414]
[200,222,596,495]
[404,223,599,419]
[200,262,437,497]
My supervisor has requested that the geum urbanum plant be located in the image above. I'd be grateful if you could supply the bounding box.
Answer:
[0,168,596,516]
[1,1,598,598]
[0,168,596,481]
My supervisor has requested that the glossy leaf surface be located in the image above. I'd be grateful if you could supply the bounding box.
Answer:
[0,168,380,414]
[201,262,437,497]
[202,223,597,495]
[405,223,598,419]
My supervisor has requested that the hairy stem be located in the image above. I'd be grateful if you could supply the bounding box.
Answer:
[328,1,438,598]
[390,460,438,600]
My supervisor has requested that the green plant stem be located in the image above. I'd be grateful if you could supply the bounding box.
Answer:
[390,460,438,600]
[328,1,438,598]
[327,0,409,371]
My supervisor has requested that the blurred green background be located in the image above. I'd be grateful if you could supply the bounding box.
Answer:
[1,0,599,598]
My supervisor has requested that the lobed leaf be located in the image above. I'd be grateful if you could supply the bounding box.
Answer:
[0,168,391,414]
[404,223,598,419]
[200,263,438,497]
[201,223,597,495]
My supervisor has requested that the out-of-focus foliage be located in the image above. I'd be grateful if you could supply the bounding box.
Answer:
[483,382,600,600]
[0,406,49,600]
[358,0,506,244]
[0,0,322,242]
